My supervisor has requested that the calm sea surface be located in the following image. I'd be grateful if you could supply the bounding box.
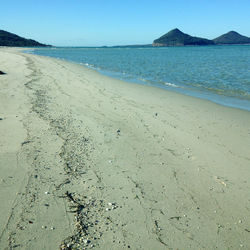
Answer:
[31,46,250,111]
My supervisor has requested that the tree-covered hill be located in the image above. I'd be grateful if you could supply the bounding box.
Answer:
[213,31,250,44]
[153,29,214,46]
[0,30,51,47]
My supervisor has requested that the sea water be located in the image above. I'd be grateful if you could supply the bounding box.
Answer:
[31,46,250,111]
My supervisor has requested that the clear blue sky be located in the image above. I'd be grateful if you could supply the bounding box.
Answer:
[1,0,249,46]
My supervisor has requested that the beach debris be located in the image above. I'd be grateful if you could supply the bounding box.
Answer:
[56,179,71,190]
[214,176,227,187]
[21,140,31,146]
[0,70,6,75]
[28,220,33,224]
[169,216,181,221]
[154,220,161,231]
[106,202,118,211]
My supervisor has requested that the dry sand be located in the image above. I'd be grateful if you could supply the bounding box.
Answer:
[0,47,250,249]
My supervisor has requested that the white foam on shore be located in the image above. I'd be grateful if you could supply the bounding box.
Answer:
[164,82,179,88]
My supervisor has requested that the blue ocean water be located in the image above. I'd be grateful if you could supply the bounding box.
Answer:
[31,46,250,111]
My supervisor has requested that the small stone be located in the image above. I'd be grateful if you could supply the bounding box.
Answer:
[50,227,55,230]
[0,118,3,121]
[45,191,49,195]
[108,202,112,206]
[0,71,6,75]
[239,220,242,223]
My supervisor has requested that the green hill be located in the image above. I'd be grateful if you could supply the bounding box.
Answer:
[153,28,214,46]
[213,31,250,45]
[0,30,51,47]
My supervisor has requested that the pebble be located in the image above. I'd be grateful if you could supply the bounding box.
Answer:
[45,191,49,195]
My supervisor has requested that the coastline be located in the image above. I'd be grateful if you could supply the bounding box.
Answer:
[30,45,250,112]
[0,47,250,249]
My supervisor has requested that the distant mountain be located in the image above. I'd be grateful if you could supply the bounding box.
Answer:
[213,31,250,45]
[0,30,51,47]
[153,28,214,46]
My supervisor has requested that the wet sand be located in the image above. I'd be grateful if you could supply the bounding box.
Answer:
[0,47,250,249]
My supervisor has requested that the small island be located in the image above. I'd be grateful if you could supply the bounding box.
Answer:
[213,31,250,44]
[153,28,214,46]
[153,28,250,47]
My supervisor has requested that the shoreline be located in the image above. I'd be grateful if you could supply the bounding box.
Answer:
[1,47,250,249]
[30,46,250,112]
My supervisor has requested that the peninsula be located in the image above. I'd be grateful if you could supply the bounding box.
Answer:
[0,30,51,47]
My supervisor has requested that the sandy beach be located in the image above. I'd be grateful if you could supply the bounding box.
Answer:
[0,47,250,249]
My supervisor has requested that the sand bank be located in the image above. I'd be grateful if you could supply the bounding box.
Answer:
[0,47,250,249]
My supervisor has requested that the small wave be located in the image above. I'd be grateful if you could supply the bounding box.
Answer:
[164,82,179,88]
